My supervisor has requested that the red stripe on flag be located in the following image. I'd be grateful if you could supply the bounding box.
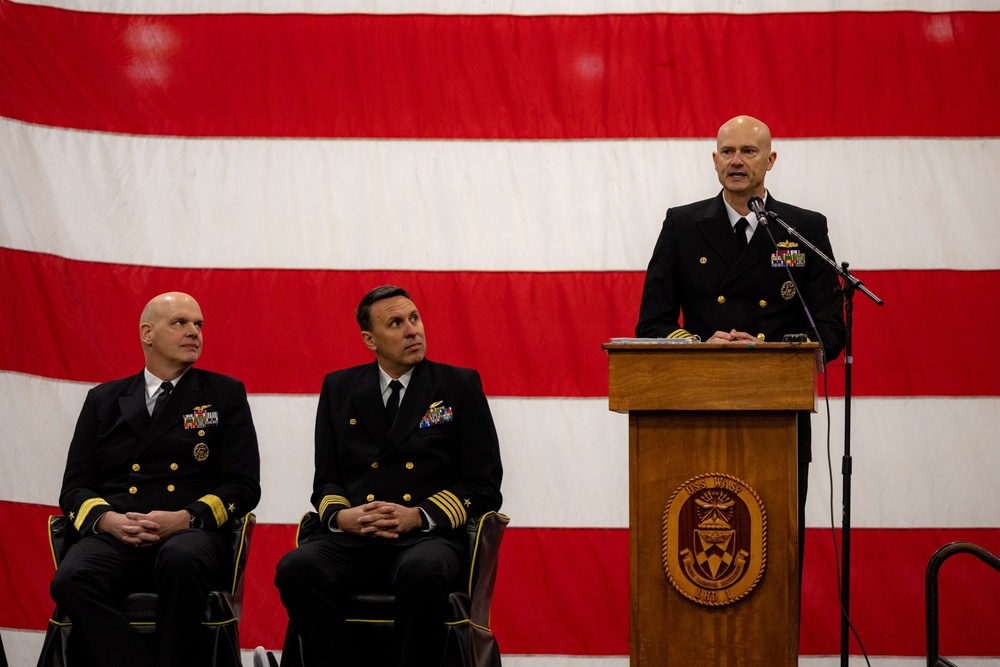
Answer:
[802,527,1000,657]
[3,247,999,398]
[5,501,999,657]
[1,6,997,138]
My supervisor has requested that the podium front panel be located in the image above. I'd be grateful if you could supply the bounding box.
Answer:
[629,410,799,666]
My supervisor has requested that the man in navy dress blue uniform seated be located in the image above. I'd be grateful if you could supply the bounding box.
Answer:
[275,285,503,666]
[51,292,261,667]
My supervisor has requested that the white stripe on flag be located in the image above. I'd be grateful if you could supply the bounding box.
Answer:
[4,372,998,529]
[3,118,999,272]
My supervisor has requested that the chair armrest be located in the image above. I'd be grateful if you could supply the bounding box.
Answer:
[464,512,509,626]
[295,511,322,546]
[47,515,81,570]
[229,512,256,618]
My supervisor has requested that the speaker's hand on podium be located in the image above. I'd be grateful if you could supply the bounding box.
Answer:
[706,329,758,343]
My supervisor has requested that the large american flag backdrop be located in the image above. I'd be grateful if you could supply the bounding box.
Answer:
[2,1,999,665]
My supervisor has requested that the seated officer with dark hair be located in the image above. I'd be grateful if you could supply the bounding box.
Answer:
[51,291,261,667]
[274,285,504,666]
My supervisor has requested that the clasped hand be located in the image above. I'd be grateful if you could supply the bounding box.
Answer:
[96,510,192,547]
[336,501,423,539]
[706,329,759,344]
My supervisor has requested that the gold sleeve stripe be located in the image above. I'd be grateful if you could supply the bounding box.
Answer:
[428,490,466,529]
[198,494,229,528]
[319,495,350,522]
[74,498,111,531]
[667,328,695,339]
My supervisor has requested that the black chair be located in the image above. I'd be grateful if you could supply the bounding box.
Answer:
[36,512,256,667]
[279,511,509,667]
[925,541,1000,667]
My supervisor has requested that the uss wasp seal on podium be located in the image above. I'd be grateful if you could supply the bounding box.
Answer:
[662,472,767,606]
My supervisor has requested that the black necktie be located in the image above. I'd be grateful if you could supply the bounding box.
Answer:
[151,381,173,420]
[385,379,403,424]
[735,217,750,248]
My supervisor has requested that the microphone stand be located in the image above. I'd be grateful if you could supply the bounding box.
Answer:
[760,209,883,667]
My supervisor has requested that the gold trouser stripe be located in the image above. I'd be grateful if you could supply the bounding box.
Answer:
[198,494,228,528]
[319,495,350,522]
[428,490,466,529]
[74,498,111,532]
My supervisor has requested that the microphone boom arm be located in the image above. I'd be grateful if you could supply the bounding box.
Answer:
[763,210,883,306]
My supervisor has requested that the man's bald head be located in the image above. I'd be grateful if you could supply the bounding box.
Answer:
[712,115,777,210]
[139,292,204,380]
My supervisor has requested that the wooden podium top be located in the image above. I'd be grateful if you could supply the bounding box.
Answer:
[603,341,820,413]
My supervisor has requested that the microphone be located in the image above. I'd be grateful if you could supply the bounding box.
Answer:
[747,196,769,226]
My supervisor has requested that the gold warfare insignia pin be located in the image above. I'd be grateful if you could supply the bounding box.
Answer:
[429,401,443,409]
[776,240,799,248]
[193,443,210,462]
[781,280,796,300]
[662,473,767,607]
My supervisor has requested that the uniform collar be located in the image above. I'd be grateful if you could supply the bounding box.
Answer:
[722,191,769,232]
[143,368,187,399]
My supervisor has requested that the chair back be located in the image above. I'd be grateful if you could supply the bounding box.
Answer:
[46,515,80,569]
[228,513,255,617]
[463,512,509,626]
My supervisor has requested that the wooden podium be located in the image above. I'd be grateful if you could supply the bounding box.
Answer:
[604,341,820,666]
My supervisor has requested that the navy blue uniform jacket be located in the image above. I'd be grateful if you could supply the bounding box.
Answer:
[636,192,846,361]
[312,358,503,544]
[59,368,261,535]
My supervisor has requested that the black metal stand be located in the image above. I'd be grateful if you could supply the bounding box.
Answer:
[754,208,883,665]
[839,263,857,667]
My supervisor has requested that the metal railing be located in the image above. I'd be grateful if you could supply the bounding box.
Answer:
[926,541,1000,667]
